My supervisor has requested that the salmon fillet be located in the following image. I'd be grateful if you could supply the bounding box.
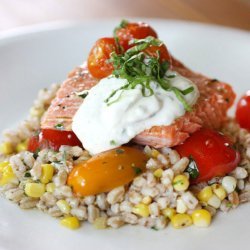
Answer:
[41,58,236,148]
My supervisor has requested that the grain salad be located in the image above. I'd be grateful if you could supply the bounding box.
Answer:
[0,83,249,230]
[1,20,250,231]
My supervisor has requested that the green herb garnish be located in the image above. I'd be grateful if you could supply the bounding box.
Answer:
[113,19,129,53]
[105,36,194,111]
[54,123,64,130]
[185,156,199,180]
[131,164,143,175]
[24,172,31,178]
[110,140,117,145]
[116,148,125,154]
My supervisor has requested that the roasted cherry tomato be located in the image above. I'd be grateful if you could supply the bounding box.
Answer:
[236,91,250,131]
[87,37,118,79]
[28,129,82,152]
[144,43,172,64]
[68,146,147,196]
[175,128,240,183]
[115,22,158,51]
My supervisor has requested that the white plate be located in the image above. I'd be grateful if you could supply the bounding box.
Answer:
[0,19,250,250]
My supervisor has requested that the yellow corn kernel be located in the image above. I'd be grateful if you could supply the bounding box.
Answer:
[171,214,193,229]
[197,186,213,202]
[132,203,150,217]
[57,200,71,214]
[0,162,9,172]
[151,149,160,158]
[192,209,211,228]
[0,142,14,155]
[173,175,189,192]
[30,107,44,118]
[25,183,45,198]
[60,217,80,230]
[142,196,152,205]
[162,208,176,219]
[93,217,107,229]
[40,164,54,184]
[211,184,227,201]
[46,183,55,193]
[0,162,16,186]
[16,140,28,153]
[153,168,163,178]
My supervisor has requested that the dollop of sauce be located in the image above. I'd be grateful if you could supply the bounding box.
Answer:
[72,72,199,155]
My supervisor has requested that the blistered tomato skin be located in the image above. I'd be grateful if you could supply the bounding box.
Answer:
[236,91,250,131]
[67,147,147,196]
[115,22,158,51]
[87,37,118,79]
[144,43,172,64]
[175,128,241,183]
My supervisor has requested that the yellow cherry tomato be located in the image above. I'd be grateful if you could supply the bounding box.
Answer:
[68,146,147,196]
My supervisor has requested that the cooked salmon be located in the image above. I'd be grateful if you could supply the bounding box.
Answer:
[41,58,236,148]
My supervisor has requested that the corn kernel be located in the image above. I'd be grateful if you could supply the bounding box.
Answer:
[207,194,221,209]
[173,175,189,192]
[132,203,150,217]
[171,214,193,229]
[192,209,211,228]
[212,184,227,201]
[16,140,28,153]
[142,196,152,205]
[197,186,213,202]
[46,183,55,193]
[60,217,80,230]
[176,198,188,214]
[151,149,160,158]
[154,168,163,178]
[57,200,71,214]
[40,164,54,184]
[25,183,45,198]
[0,142,14,155]
[162,207,176,219]
[0,162,16,186]
[0,162,9,172]
[93,217,107,229]
[222,176,237,194]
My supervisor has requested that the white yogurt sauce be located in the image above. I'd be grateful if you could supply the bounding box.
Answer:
[72,72,199,155]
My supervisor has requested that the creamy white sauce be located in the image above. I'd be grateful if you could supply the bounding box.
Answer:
[72,71,199,155]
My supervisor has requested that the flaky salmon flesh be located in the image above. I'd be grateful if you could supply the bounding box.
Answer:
[41,58,236,148]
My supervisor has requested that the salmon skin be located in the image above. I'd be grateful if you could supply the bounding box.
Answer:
[41,58,236,148]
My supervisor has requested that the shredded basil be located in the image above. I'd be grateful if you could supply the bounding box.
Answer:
[105,36,194,111]
[54,123,64,130]
[185,156,199,179]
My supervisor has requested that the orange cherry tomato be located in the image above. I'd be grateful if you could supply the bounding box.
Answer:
[87,37,118,79]
[236,91,250,131]
[68,147,147,196]
[115,22,158,51]
[144,43,172,64]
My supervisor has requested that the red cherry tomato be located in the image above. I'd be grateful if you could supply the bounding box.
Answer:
[175,128,240,183]
[87,37,118,79]
[115,22,158,51]
[28,129,82,152]
[236,91,250,131]
[144,43,172,64]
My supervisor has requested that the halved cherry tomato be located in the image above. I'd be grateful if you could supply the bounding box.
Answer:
[175,128,240,183]
[87,37,118,79]
[28,129,82,152]
[115,22,158,51]
[144,43,172,64]
[68,146,147,196]
[236,91,250,131]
